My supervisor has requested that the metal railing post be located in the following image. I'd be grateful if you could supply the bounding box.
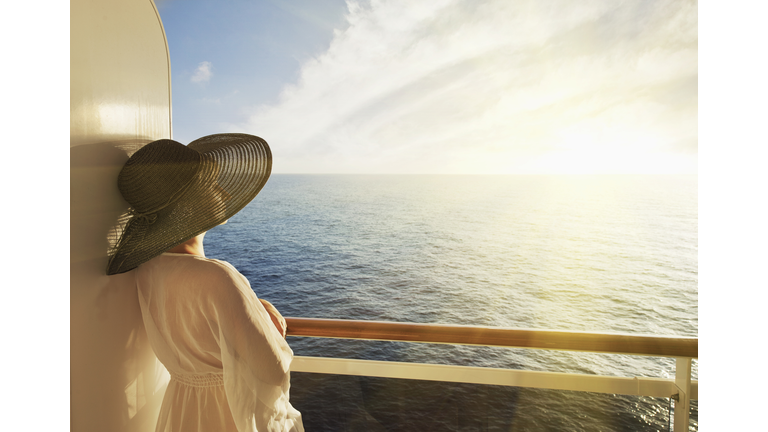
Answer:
[674,357,691,431]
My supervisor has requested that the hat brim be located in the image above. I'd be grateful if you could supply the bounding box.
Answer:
[106,134,272,275]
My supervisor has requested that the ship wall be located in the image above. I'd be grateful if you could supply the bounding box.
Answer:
[71,0,171,430]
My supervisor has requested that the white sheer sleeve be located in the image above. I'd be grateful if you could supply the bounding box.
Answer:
[204,260,303,432]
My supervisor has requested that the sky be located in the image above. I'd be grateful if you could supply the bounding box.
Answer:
[156,0,698,174]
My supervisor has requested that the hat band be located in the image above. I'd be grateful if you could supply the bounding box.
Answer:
[131,210,158,225]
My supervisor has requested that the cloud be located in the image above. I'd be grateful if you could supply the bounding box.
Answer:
[191,61,213,84]
[236,0,697,174]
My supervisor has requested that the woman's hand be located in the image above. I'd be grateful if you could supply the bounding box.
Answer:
[259,298,287,338]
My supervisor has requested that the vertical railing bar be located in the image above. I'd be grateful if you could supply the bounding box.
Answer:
[667,394,673,432]
[674,357,692,431]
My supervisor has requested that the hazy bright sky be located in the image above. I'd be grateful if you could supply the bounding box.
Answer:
[157,0,697,174]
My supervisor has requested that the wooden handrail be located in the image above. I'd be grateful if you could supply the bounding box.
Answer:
[285,317,698,358]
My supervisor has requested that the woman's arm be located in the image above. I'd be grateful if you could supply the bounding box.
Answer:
[259,298,287,338]
[206,261,302,431]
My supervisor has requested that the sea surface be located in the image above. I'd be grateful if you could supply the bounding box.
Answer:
[206,174,698,432]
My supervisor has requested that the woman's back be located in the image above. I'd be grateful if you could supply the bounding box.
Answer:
[136,253,303,432]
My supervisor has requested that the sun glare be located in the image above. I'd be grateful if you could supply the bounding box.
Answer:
[519,123,695,174]
[527,143,697,175]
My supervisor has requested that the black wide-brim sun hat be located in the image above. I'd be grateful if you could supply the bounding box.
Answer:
[107,133,272,275]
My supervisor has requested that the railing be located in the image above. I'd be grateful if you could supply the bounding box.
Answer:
[285,317,698,431]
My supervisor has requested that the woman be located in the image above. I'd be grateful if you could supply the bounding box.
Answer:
[107,134,303,432]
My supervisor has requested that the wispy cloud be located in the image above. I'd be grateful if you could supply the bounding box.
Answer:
[236,0,697,174]
[191,61,213,84]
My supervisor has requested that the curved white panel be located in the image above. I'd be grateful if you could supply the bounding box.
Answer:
[71,1,171,431]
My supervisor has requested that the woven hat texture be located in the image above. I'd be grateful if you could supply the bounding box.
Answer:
[107,133,272,275]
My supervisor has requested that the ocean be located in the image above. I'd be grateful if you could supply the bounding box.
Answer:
[206,174,698,431]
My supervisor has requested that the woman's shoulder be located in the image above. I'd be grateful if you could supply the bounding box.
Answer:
[155,253,248,287]
[159,252,236,269]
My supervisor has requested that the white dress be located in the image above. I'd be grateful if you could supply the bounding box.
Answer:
[136,253,304,432]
